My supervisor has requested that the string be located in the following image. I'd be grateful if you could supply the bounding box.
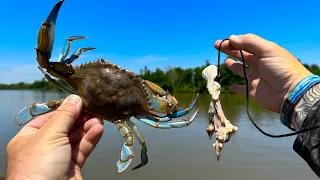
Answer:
[216,38,320,138]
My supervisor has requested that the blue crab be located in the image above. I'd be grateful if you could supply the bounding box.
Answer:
[14,0,199,173]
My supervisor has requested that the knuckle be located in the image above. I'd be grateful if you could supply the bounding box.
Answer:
[245,33,258,42]
[267,41,279,48]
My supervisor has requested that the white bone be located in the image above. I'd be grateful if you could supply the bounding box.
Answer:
[202,65,238,161]
[202,65,221,100]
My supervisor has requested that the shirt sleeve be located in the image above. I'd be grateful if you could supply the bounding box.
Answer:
[293,99,320,178]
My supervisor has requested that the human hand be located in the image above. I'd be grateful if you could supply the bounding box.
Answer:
[6,95,104,180]
[214,34,312,113]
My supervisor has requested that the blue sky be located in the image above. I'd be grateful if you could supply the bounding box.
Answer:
[0,0,319,84]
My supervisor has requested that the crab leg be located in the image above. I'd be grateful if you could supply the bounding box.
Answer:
[63,47,96,64]
[14,99,63,126]
[126,120,148,170]
[134,108,198,129]
[38,66,76,94]
[116,121,135,173]
[57,36,88,62]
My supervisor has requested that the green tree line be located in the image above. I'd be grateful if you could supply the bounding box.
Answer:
[1,58,320,94]
[0,78,70,91]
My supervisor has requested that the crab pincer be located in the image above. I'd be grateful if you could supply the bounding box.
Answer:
[36,0,64,69]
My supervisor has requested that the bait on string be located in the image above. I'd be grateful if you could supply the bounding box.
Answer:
[216,38,320,138]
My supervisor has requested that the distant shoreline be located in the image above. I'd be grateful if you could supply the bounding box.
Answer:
[1,60,318,94]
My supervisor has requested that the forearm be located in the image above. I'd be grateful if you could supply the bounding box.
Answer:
[289,82,320,178]
[290,83,320,130]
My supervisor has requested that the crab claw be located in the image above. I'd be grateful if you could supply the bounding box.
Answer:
[36,0,65,69]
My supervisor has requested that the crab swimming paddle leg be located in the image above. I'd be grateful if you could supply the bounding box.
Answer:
[116,121,135,173]
[14,99,63,126]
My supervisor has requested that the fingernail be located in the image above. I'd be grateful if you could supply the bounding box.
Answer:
[65,94,81,104]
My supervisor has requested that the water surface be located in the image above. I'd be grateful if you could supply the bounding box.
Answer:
[0,90,318,179]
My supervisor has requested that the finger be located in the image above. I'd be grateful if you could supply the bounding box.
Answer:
[70,113,104,134]
[72,124,104,168]
[228,34,273,55]
[23,105,89,132]
[75,113,94,125]
[214,40,254,65]
[69,117,104,148]
[230,84,246,95]
[69,113,94,134]
[24,111,55,129]
[43,94,83,134]
[225,58,249,78]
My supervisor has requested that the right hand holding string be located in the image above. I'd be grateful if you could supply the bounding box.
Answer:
[214,34,312,113]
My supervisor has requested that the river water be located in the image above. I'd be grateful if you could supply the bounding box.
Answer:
[0,90,318,179]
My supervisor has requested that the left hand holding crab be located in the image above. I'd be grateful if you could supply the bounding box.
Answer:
[6,94,104,180]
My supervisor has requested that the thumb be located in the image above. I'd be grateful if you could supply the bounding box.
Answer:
[228,34,273,56]
[44,94,83,134]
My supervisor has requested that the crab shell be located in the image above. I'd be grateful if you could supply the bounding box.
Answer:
[52,59,179,121]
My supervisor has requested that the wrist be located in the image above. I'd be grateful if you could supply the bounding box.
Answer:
[280,74,320,130]
[290,83,320,130]
[280,71,312,111]
[6,168,34,180]
[6,162,47,180]
[6,174,34,180]
[6,171,51,180]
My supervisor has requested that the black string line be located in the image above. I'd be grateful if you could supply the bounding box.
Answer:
[216,38,320,138]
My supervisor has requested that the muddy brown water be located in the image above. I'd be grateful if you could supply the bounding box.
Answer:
[0,90,318,179]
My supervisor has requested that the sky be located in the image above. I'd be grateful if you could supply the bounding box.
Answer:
[0,0,319,84]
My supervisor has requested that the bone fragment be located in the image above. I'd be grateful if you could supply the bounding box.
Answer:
[202,65,238,161]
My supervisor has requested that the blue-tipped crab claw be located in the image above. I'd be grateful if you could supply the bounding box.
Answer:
[167,93,198,118]
[14,100,63,126]
[149,93,199,121]
[36,0,65,69]
[134,108,199,129]
[36,0,95,78]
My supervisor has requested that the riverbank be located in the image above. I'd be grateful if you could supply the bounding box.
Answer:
[1,60,319,94]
